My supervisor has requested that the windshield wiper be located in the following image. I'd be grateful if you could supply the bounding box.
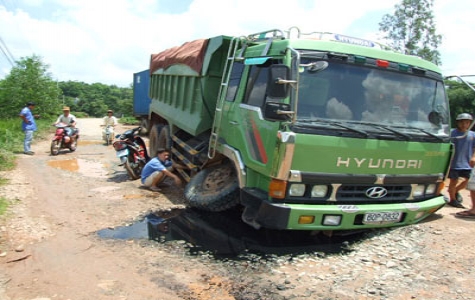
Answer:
[375,125,411,140]
[295,119,368,137]
[329,122,368,137]
[407,126,446,141]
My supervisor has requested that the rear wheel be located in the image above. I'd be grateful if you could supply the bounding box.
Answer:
[149,124,164,157]
[50,140,60,156]
[157,125,172,149]
[139,118,150,135]
[184,162,239,212]
[124,157,145,180]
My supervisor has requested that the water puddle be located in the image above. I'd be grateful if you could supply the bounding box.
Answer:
[47,158,79,172]
[47,158,108,178]
[97,208,365,256]
[79,140,105,146]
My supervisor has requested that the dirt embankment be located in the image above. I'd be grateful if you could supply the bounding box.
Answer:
[0,118,474,300]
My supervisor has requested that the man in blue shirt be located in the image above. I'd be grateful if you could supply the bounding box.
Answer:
[141,148,182,191]
[447,113,475,208]
[19,102,38,155]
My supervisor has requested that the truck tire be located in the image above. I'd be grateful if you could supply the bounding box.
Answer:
[184,162,239,212]
[149,124,164,156]
[139,118,149,135]
[158,125,172,150]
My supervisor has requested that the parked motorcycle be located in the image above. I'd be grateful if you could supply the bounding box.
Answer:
[50,122,79,156]
[101,125,115,145]
[112,126,150,180]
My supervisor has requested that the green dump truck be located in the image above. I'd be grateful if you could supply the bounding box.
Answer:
[147,27,450,232]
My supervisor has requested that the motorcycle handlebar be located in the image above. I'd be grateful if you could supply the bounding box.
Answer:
[53,123,73,128]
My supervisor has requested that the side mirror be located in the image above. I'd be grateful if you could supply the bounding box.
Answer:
[267,65,291,99]
[264,102,294,121]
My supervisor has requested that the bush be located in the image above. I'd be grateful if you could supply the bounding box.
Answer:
[0,117,53,171]
[119,116,140,125]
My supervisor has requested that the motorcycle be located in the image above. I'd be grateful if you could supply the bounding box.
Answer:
[50,122,79,156]
[112,126,150,180]
[101,125,115,145]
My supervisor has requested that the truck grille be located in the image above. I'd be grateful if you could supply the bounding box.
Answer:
[337,184,411,202]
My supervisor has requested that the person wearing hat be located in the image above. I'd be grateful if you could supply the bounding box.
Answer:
[447,113,475,208]
[54,106,77,139]
[19,102,38,155]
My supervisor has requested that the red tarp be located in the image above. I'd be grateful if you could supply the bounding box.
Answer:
[150,38,209,74]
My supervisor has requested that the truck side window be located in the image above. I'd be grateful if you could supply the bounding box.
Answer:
[244,64,269,107]
[225,62,245,102]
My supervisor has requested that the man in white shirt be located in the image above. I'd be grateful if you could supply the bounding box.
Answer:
[102,110,118,142]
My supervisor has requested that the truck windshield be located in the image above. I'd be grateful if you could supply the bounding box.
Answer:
[295,59,449,136]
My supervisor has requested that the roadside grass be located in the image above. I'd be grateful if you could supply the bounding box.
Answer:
[0,118,53,171]
[0,197,7,216]
[0,178,8,216]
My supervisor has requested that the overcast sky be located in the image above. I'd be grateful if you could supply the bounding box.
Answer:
[0,0,473,88]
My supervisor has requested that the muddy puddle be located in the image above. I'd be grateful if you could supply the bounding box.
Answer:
[97,208,366,257]
[47,158,109,178]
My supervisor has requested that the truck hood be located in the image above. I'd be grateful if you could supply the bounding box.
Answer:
[290,133,451,175]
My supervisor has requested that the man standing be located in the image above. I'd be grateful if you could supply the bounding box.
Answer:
[19,102,38,155]
[141,148,182,192]
[447,113,475,208]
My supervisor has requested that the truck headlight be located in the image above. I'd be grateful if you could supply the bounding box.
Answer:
[311,185,328,198]
[289,184,306,197]
[413,184,425,197]
[426,184,436,195]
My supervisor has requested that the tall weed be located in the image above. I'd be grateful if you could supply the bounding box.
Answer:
[0,117,53,171]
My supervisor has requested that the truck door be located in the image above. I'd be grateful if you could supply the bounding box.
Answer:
[220,60,282,177]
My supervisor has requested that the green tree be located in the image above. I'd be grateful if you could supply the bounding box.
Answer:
[57,81,133,117]
[379,0,442,65]
[445,79,475,127]
[0,55,62,119]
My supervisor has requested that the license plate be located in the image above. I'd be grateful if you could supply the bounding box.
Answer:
[363,211,402,224]
[116,149,128,157]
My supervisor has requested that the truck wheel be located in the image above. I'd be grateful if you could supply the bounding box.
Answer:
[139,118,149,135]
[184,162,239,212]
[158,125,172,149]
[149,124,164,156]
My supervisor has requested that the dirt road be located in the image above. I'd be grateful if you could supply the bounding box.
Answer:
[1,118,475,300]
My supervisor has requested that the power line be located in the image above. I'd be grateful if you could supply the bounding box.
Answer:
[0,35,15,67]
[0,0,18,68]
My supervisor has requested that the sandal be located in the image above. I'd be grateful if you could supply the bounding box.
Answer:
[447,201,466,208]
[148,186,162,192]
[455,210,475,218]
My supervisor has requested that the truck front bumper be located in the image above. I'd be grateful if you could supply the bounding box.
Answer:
[241,187,446,230]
